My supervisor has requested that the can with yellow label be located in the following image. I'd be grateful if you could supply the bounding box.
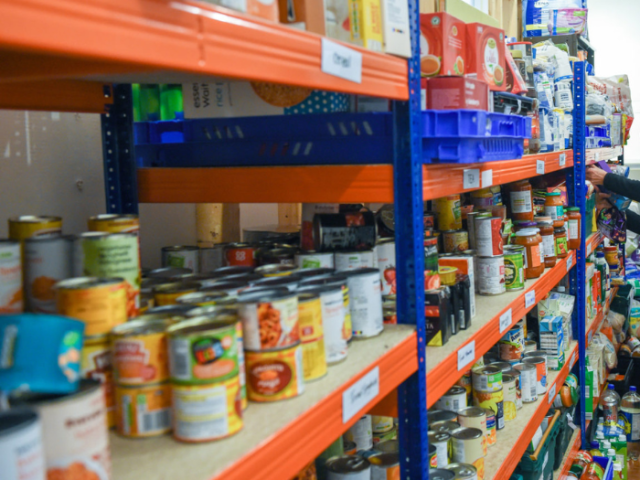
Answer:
[298,292,327,382]
[245,343,305,402]
[81,334,116,428]
[9,215,62,240]
[115,382,172,437]
[88,214,139,235]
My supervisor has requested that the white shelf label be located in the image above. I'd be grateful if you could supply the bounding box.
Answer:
[525,290,536,309]
[567,254,573,272]
[458,341,476,371]
[482,169,493,188]
[321,38,363,84]
[463,169,480,190]
[587,242,592,256]
[570,352,576,369]
[342,366,379,423]
[548,383,556,404]
[536,159,545,175]
[499,309,513,334]
[559,153,566,167]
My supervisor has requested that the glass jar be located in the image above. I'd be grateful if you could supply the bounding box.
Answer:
[567,207,581,250]
[509,180,534,222]
[554,225,569,258]
[471,188,494,209]
[513,220,538,233]
[533,227,545,267]
[536,218,557,268]
[514,228,544,279]
[544,192,565,227]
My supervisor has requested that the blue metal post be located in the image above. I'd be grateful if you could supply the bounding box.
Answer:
[572,61,588,448]
[393,0,428,478]
[101,84,139,214]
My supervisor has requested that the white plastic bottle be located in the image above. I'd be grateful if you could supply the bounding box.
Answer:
[621,385,640,441]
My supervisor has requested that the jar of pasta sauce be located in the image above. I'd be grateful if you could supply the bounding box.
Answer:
[544,192,565,227]
[509,180,534,222]
[535,217,556,268]
[513,221,537,233]
[567,207,581,250]
[514,228,544,279]
[554,225,569,259]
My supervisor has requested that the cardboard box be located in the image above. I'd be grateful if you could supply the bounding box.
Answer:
[381,0,411,57]
[349,0,384,52]
[427,76,490,110]
[419,12,466,77]
[466,22,506,91]
[278,0,326,33]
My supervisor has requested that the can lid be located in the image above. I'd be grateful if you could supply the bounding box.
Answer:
[340,268,380,277]
[451,427,483,440]
[457,407,486,418]
[148,267,193,279]
[429,469,456,480]
[10,215,61,223]
[368,452,399,468]
[167,313,237,336]
[55,276,125,290]
[237,289,296,303]
[112,318,172,336]
[326,455,370,473]
[252,276,300,288]
[0,408,40,438]
[175,291,229,305]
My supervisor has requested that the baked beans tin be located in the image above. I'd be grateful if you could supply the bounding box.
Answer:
[451,428,485,480]
[502,374,517,422]
[161,246,199,273]
[88,214,139,235]
[153,282,199,307]
[111,318,171,385]
[523,357,547,395]
[435,386,468,413]
[298,293,327,382]
[503,245,525,291]
[457,407,487,455]
[8,215,62,240]
[435,195,462,231]
[81,334,115,427]
[343,268,383,338]
[368,452,400,479]
[326,455,371,480]
[238,290,299,350]
[473,389,505,431]
[372,415,394,434]
[255,264,299,277]
[376,239,396,296]
[245,343,304,402]
[56,276,127,335]
[172,376,243,442]
[475,216,503,257]
[513,362,537,403]
[175,291,229,307]
[428,430,450,468]
[476,255,506,295]
[115,382,171,437]
[444,463,478,480]
[471,365,502,393]
[10,380,110,480]
[295,251,335,269]
[225,243,257,267]
[0,409,45,480]
[0,239,23,314]
[443,230,470,254]
[167,314,239,384]
[345,415,373,451]
[499,323,525,363]
[334,250,376,271]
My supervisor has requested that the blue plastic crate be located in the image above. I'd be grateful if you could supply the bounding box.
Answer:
[593,456,614,480]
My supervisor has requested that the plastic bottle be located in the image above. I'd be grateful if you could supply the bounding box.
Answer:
[600,384,621,427]
[613,460,623,480]
[589,440,603,457]
[594,431,605,449]
[611,434,628,480]
[621,385,640,442]
[595,252,607,304]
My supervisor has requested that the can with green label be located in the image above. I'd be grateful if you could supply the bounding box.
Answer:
[504,245,525,291]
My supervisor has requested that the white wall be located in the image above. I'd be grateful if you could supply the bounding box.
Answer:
[587,0,640,163]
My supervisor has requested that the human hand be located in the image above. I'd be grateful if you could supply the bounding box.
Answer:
[595,189,612,212]
[586,166,607,185]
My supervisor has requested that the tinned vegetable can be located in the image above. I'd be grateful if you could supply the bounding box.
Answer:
[471,366,502,393]
[343,268,383,338]
[245,343,305,402]
[8,215,62,241]
[503,245,525,291]
[502,374,517,421]
[435,385,468,413]
[24,236,73,313]
[451,428,485,480]
[0,240,23,314]
[0,409,45,480]
[472,388,505,431]
[115,382,172,437]
[302,285,348,364]
[161,245,199,273]
[435,195,462,231]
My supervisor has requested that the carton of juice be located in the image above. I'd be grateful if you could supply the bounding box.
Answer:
[466,23,506,91]
[419,12,466,78]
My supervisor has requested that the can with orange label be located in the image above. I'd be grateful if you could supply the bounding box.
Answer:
[172,376,243,442]
[81,334,116,428]
[153,282,199,306]
[298,292,327,382]
[88,214,139,235]
[111,318,171,385]
[245,343,305,402]
[225,243,257,267]
[115,382,172,437]
[56,277,127,335]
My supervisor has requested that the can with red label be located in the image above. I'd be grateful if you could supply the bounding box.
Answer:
[376,239,396,296]
[475,217,503,257]
[225,243,257,267]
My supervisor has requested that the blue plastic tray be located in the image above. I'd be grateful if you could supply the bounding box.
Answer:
[593,456,613,480]
[134,111,530,167]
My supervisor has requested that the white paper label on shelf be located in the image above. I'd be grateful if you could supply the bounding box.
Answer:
[548,383,556,404]
[566,254,573,272]
[342,366,379,423]
[499,309,512,334]
[570,352,576,369]
[559,153,566,167]
[321,38,363,84]
[482,169,493,188]
[458,341,475,371]
[525,290,536,309]
[587,242,592,256]
[463,169,480,190]
[536,159,545,174]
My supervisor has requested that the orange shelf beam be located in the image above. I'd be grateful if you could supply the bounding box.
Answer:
[0,80,112,113]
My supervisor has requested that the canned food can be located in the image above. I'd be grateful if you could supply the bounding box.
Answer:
[153,282,199,307]
[298,293,327,382]
[513,362,538,403]
[499,323,524,363]
[371,415,394,434]
[238,291,299,350]
[8,215,62,240]
[343,440,357,455]
[368,452,400,480]
[115,382,171,437]
[312,211,377,252]
[435,196,462,231]
[376,239,396,296]
[147,267,194,280]
[326,455,371,480]
[343,268,383,338]
[502,374,517,421]
[444,463,478,480]
[475,217,503,257]
[0,240,23,314]
[374,439,398,454]
[172,376,243,442]
[523,357,547,395]
[167,314,239,384]
[235,321,247,410]
[457,407,487,455]
[175,291,228,307]
[251,275,300,292]
[56,277,128,335]
[372,426,396,445]
[451,428,485,480]
[300,286,348,364]
[428,410,458,427]
[112,318,171,385]
[161,246,199,272]
[257,247,296,267]
[431,421,461,436]
[199,245,227,273]
[81,334,115,427]
[255,264,299,277]
[456,372,472,400]
[295,251,335,269]
[10,380,110,479]
[472,389,505,431]
[435,385,468,413]
[245,343,304,402]
[345,415,373,451]
[471,365,502,393]
[334,250,376,271]
[505,369,523,410]
[428,430,450,468]
[88,214,139,235]
[483,409,497,446]
[0,409,45,480]
[524,340,537,353]
[503,245,525,291]
[476,256,506,295]
[225,243,257,267]
[443,230,469,254]
[382,298,397,325]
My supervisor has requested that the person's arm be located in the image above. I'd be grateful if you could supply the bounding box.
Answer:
[627,210,640,234]
[603,173,640,203]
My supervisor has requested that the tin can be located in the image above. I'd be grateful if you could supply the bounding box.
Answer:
[225,243,257,267]
[372,415,394,434]
[8,215,62,240]
[255,264,298,278]
[295,251,335,269]
[10,380,110,479]
[429,446,438,469]
[435,386,468,413]
[161,246,200,273]
[457,407,487,455]
[24,235,73,313]
[147,267,194,280]
[112,318,171,385]
[326,455,371,480]
[376,239,396,296]
[502,374,517,421]
[175,291,229,306]
[428,410,458,427]
[432,422,461,436]
[451,428,485,480]
[475,217,503,257]
[56,276,127,335]
[444,463,478,480]
[483,408,497,446]
[435,195,462,231]
[343,440,357,455]
[238,290,299,350]
[115,382,171,437]
[0,240,23,314]
[172,376,243,442]
[499,323,524,362]
[235,321,247,410]
[199,245,227,273]
[0,409,45,480]
[456,371,472,400]
[251,275,300,292]
[472,389,504,431]
[524,340,537,353]
[443,230,469,253]
[313,211,377,252]
[476,255,506,295]
[523,357,547,395]
[466,213,479,250]
[382,298,397,325]
[245,343,304,402]
[505,369,523,410]
[298,292,327,381]
[369,452,399,480]
[429,430,451,468]
[334,250,376,271]
[471,365,502,393]
[300,286,347,364]
[513,362,537,403]
[167,314,239,384]
[374,440,398,454]
[343,268,383,338]
[81,334,115,427]
[201,280,249,297]
[503,245,525,291]
[257,247,296,267]
[88,214,139,235]
[153,282,199,306]
[345,415,373,451]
